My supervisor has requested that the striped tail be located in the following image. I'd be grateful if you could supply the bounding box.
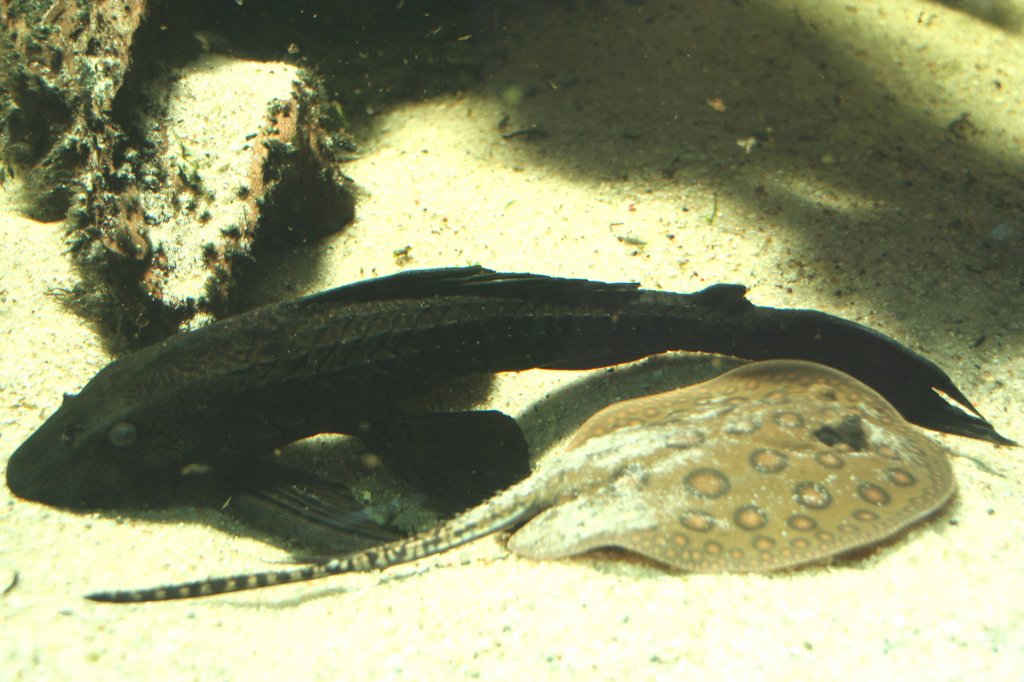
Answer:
[87,494,540,603]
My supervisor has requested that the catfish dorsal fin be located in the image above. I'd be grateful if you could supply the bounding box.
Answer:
[298,266,641,307]
[691,283,751,313]
[298,266,494,306]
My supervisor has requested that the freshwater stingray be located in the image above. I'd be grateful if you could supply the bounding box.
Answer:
[90,359,961,602]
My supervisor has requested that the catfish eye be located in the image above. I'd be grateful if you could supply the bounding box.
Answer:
[108,421,138,447]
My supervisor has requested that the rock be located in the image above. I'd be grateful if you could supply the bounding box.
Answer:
[0,0,148,218]
[125,54,355,324]
[1,1,355,337]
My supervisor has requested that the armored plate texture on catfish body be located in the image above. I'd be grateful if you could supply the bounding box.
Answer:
[88,360,962,603]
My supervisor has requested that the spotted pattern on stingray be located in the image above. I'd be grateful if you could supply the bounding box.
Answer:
[503,358,957,572]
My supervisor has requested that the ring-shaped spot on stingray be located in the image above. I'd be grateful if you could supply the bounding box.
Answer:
[773,411,805,429]
[789,537,811,550]
[679,510,716,532]
[858,482,892,506]
[642,405,662,420]
[752,536,776,552]
[885,467,918,487]
[610,416,638,432]
[875,444,900,461]
[852,509,879,522]
[683,468,730,499]
[787,514,817,531]
[734,504,768,531]
[724,416,762,435]
[815,530,835,544]
[794,481,833,509]
[844,391,867,405]
[814,451,845,470]
[763,388,789,404]
[749,448,789,474]
[704,541,724,556]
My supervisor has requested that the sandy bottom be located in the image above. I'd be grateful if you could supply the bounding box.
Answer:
[2,1,1023,679]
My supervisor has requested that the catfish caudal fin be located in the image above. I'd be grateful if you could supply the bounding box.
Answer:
[726,305,1015,446]
[87,485,541,603]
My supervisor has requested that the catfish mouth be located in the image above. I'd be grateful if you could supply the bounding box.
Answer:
[7,463,229,511]
[6,436,239,510]
[6,446,138,509]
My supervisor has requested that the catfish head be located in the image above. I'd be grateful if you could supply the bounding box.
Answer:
[6,356,237,509]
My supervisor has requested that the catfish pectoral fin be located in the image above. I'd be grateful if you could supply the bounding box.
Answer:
[225,462,401,554]
[362,410,532,510]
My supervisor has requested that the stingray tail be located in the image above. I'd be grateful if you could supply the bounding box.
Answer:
[86,483,541,603]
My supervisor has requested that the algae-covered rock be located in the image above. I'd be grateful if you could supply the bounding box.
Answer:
[103,54,355,326]
[1,1,356,338]
[0,0,148,218]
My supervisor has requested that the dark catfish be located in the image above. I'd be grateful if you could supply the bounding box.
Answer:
[5,267,1009,528]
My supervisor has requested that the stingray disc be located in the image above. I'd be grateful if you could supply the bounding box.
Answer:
[507,359,957,572]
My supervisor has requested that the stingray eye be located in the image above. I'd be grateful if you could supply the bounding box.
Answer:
[108,421,138,447]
